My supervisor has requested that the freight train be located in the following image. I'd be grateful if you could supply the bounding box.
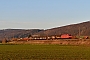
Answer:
[12,34,89,41]
[30,34,88,40]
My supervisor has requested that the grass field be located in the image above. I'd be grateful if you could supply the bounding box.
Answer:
[0,44,90,60]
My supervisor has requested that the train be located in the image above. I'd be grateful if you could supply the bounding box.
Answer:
[12,34,89,41]
[29,34,88,40]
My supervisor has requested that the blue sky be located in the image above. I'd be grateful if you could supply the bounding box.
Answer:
[0,0,90,29]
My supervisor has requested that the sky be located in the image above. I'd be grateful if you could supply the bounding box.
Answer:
[0,0,90,29]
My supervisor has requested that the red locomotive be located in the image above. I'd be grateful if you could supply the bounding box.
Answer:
[61,34,72,39]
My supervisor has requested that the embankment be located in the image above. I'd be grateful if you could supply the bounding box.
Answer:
[8,39,90,45]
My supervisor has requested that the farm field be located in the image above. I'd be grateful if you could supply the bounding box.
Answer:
[0,44,90,60]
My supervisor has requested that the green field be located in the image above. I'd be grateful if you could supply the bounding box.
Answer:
[0,44,90,60]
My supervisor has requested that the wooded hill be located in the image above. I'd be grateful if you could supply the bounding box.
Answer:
[0,21,90,41]
[35,21,90,36]
[0,29,43,41]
